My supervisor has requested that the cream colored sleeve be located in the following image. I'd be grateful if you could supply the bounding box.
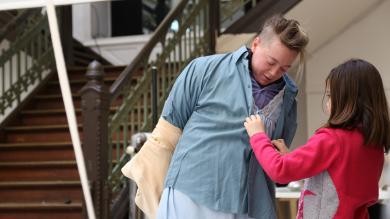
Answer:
[121,118,182,219]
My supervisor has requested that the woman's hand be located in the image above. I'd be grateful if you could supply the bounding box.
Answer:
[244,114,265,137]
[271,139,289,155]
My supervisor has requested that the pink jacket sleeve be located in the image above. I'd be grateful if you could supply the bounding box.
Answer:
[250,128,340,184]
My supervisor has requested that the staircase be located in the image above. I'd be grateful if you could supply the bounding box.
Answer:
[0,66,124,219]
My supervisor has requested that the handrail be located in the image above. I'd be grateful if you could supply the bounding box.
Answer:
[0,9,54,117]
[0,9,37,41]
[104,1,216,213]
[109,0,188,102]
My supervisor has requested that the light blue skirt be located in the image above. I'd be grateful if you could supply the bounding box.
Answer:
[156,187,254,219]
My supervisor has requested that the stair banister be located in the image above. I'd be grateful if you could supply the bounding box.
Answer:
[109,0,189,102]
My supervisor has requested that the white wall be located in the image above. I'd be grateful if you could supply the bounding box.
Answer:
[82,35,153,65]
[286,0,390,204]
[72,2,152,65]
[304,0,390,135]
[72,3,92,42]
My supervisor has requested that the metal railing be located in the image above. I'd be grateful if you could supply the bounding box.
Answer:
[219,0,259,32]
[107,0,215,194]
[0,9,54,118]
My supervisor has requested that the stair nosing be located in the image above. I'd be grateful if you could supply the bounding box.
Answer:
[35,94,80,99]
[48,76,117,85]
[3,124,82,131]
[0,140,125,148]
[21,106,118,115]
[0,141,72,148]
[0,202,82,209]
[0,160,77,167]
[21,108,82,115]
[67,65,125,72]
[0,180,81,187]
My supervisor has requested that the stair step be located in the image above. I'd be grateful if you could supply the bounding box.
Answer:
[0,160,79,181]
[35,94,80,99]
[67,65,125,75]
[0,205,82,219]
[21,108,81,115]
[44,75,134,95]
[0,160,76,167]
[33,94,80,108]
[0,140,126,149]
[3,123,133,143]
[0,180,80,187]
[0,141,72,149]
[3,125,80,142]
[21,107,119,115]
[30,94,81,110]
[0,142,74,161]
[63,66,126,81]
[0,141,124,162]
[3,124,82,131]
[15,111,82,126]
[48,76,117,85]
[0,202,82,210]
[0,180,82,203]
[0,202,83,219]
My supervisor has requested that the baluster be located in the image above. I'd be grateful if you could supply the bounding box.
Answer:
[151,66,158,127]
[137,98,141,131]
[37,33,42,60]
[31,38,35,66]
[25,44,29,90]
[0,64,3,114]
[130,108,135,134]
[122,114,128,162]
[168,52,172,85]
[1,63,4,96]
[161,57,166,99]
[16,51,21,104]
[172,45,176,80]
[143,91,148,128]
[116,128,120,163]
[9,57,13,107]
[179,32,183,70]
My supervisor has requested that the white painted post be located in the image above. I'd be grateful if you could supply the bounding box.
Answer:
[45,1,96,218]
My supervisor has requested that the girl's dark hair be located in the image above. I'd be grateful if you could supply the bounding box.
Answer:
[325,59,390,153]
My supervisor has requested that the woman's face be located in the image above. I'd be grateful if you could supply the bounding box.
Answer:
[250,36,298,86]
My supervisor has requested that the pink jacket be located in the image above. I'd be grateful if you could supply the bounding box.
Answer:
[250,128,384,219]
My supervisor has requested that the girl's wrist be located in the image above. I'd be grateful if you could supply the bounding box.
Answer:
[251,130,265,137]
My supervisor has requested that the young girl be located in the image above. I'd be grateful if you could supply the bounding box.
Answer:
[244,59,390,219]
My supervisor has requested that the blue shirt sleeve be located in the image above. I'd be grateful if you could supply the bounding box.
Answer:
[161,58,205,129]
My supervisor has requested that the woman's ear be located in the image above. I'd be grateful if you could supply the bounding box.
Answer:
[251,37,260,51]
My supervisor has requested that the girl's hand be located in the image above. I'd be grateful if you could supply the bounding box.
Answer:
[244,114,265,137]
[271,139,289,155]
